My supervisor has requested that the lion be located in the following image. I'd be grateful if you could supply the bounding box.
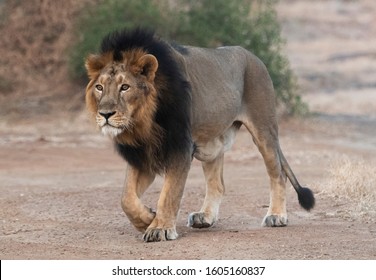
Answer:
[85,28,315,242]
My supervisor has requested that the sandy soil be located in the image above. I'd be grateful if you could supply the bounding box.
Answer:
[1,0,376,259]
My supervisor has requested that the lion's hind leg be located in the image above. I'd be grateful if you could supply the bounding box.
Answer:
[244,119,314,226]
[243,121,289,227]
[188,127,238,229]
[188,153,225,229]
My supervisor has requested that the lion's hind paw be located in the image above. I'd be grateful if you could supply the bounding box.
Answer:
[187,212,215,228]
[262,214,288,227]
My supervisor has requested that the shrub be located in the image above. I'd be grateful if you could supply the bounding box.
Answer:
[69,0,307,115]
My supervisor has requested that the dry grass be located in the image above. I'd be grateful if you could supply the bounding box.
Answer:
[319,156,376,220]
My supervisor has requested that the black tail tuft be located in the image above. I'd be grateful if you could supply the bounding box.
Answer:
[297,187,315,211]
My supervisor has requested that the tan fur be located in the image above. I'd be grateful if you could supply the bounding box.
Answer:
[85,44,311,242]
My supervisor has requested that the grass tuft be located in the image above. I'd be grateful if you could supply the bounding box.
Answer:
[320,156,376,220]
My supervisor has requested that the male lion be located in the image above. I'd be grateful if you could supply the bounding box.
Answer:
[85,28,315,242]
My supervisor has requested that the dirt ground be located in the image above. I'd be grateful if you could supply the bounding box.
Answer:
[1,0,376,259]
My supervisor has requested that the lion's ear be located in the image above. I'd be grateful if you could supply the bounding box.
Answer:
[85,53,113,79]
[137,54,158,81]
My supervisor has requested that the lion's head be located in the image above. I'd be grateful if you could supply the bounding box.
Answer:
[84,29,192,174]
[85,49,161,146]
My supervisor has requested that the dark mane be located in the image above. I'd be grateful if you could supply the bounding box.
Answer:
[101,28,193,173]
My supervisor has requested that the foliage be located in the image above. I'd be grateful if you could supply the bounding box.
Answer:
[175,0,307,115]
[69,0,307,115]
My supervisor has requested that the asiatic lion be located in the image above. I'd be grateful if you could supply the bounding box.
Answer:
[85,28,315,242]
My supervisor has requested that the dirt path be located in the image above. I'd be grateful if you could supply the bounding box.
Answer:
[0,115,375,259]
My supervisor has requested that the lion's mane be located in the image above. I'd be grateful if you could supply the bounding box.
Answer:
[96,29,193,173]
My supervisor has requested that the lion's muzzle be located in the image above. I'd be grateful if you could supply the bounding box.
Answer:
[96,111,125,138]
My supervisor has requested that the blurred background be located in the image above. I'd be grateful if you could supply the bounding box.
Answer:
[0,0,375,123]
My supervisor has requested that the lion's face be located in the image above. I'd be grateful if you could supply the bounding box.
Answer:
[85,51,159,145]
[90,63,151,138]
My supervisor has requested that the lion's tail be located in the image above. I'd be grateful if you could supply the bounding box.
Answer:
[279,150,315,211]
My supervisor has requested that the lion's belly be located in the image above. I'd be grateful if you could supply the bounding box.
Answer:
[193,124,238,162]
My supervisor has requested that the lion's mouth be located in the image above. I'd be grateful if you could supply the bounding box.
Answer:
[100,124,124,138]
[96,113,132,138]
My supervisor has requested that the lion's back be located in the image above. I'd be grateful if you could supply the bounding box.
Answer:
[181,45,249,85]
[177,45,272,138]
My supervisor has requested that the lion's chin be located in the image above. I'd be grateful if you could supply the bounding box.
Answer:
[100,125,124,138]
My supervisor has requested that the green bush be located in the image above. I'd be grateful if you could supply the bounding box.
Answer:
[69,0,307,115]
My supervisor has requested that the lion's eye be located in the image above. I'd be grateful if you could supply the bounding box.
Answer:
[120,84,130,92]
[95,84,103,91]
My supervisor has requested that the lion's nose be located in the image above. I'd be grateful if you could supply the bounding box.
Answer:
[99,111,116,120]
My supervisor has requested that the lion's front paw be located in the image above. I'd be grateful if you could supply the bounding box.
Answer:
[187,212,216,228]
[127,207,156,232]
[262,214,288,227]
[143,227,178,242]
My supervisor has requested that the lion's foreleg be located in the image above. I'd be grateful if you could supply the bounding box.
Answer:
[121,165,156,232]
[188,154,225,228]
[143,156,191,242]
